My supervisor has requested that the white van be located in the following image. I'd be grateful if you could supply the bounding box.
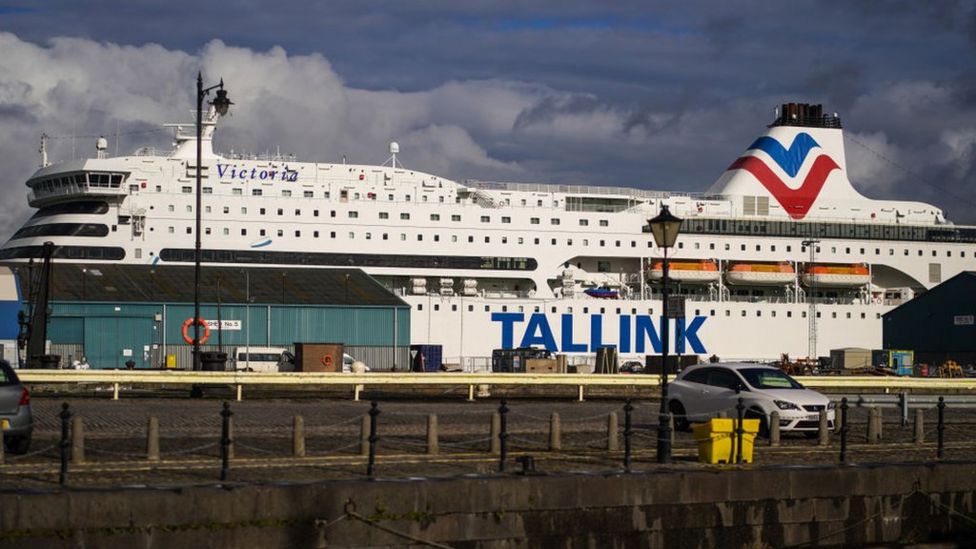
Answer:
[234,347,291,373]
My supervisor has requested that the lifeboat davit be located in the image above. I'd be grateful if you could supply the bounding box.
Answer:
[801,263,870,287]
[725,262,796,286]
[648,259,720,284]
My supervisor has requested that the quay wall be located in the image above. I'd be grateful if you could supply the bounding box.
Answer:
[1,462,975,548]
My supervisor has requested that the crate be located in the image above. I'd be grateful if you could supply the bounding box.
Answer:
[294,343,344,372]
[526,359,557,373]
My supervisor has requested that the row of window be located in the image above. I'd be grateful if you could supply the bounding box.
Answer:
[0,245,125,261]
[684,218,976,244]
[158,248,537,271]
[414,301,881,320]
[676,240,970,259]
[11,223,108,240]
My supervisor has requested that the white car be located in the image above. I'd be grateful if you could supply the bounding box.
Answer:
[667,363,835,436]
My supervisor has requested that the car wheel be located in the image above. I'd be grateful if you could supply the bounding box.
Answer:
[6,433,31,455]
[669,401,690,432]
[745,408,770,439]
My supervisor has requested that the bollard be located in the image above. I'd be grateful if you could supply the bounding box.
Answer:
[219,402,233,481]
[839,398,849,463]
[866,407,880,444]
[899,392,909,427]
[360,415,370,457]
[147,416,160,462]
[623,400,633,472]
[549,412,561,452]
[59,402,72,486]
[366,401,380,477]
[769,411,781,447]
[227,415,235,460]
[833,402,844,433]
[937,397,945,459]
[607,412,619,452]
[735,398,745,464]
[71,415,85,464]
[293,416,306,458]
[489,412,501,454]
[426,414,438,455]
[913,408,925,445]
[818,410,829,446]
[498,399,509,472]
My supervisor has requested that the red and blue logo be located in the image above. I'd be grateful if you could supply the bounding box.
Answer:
[728,133,840,219]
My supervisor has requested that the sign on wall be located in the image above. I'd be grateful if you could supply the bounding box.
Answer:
[205,320,242,331]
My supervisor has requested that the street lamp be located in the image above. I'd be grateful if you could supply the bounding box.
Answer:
[648,204,682,464]
[193,73,232,370]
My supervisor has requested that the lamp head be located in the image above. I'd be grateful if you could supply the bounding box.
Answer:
[212,86,233,116]
[648,204,682,248]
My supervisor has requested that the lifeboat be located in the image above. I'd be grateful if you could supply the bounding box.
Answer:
[725,262,796,286]
[584,287,619,299]
[648,259,720,284]
[801,263,870,287]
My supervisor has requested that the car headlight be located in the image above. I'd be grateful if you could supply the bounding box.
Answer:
[827,401,836,410]
[774,400,800,410]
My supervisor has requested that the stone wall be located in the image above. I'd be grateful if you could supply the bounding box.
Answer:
[1,462,975,548]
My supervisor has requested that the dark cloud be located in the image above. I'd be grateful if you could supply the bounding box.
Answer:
[0,1,973,234]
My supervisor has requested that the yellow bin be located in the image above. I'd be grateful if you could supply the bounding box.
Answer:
[691,418,760,464]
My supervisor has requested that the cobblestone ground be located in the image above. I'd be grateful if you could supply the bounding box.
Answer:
[2,390,974,489]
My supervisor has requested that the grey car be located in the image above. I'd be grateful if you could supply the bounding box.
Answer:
[0,359,32,454]
[667,362,834,437]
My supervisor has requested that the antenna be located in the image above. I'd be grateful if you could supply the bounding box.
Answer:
[384,142,401,168]
[39,133,49,168]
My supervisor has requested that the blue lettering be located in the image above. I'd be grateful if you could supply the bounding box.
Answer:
[259,170,268,180]
[678,316,707,354]
[560,314,587,352]
[491,312,524,349]
[268,170,277,179]
[520,313,557,350]
[238,170,247,179]
[288,171,298,182]
[635,315,663,354]
[217,164,229,178]
[618,315,631,353]
[250,168,258,178]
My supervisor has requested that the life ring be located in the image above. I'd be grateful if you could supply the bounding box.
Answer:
[321,355,334,368]
[181,317,210,345]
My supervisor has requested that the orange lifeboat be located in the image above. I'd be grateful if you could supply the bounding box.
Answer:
[801,263,870,287]
[725,262,796,286]
[648,259,720,284]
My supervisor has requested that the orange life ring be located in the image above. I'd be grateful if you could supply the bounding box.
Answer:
[322,355,334,368]
[181,317,211,345]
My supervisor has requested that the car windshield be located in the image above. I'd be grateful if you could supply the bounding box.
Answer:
[739,368,803,389]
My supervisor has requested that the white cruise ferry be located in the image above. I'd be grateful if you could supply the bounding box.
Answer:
[3,102,974,365]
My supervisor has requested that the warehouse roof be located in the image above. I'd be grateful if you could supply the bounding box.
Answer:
[15,264,407,307]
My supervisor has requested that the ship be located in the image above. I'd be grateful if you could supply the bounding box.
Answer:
[3,101,975,366]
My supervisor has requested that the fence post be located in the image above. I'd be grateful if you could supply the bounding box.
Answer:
[498,399,509,472]
[490,412,501,454]
[293,416,306,458]
[219,402,233,481]
[59,402,72,486]
[147,416,160,462]
[427,414,439,455]
[366,401,380,477]
[937,397,945,460]
[913,408,925,445]
[899,392,908,427]
[818,410,829,446]
[839,398,849,463]
[866,407,880,444]
[607,411,619,452]
[623,399,633,473]
[769,411,780,447]
[833,402,844,433]
[360,415,370,456]
[71,415,85,464]
[549,412,561,452]
[735,398,745,464]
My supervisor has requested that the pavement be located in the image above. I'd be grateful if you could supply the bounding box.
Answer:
[2,394,974,489]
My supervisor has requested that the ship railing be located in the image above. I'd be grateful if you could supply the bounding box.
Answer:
[462,179,723,202]
[28,185,124,204]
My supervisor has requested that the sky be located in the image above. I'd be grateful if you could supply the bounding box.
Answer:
[0,1,974,239]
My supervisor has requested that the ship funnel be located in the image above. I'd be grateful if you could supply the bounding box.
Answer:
[707,103,865,220]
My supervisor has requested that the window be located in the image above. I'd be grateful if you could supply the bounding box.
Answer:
[431,214,440,221]
[313,210,319,217]
[241,229,247,236]
[314,231,319,238]
[599,220,608,227]
[451,214,461,222]
[168,226,174,234]
[182,186,192,193]
[550,218,560,225]
[282,190,292,197]
[304,191,313,198]
[232,188,242,196]
[530,217,540,225]
[295,230,301,237]
[277,208,284,216]
[401,213,410,220]
[379,212,389,219]
[348,232,355,239]
[222,228,229,235]
[481,216,490,223]
[295,209,301,216]
[349,211,358,218]
[579,219,589,226]
[168,205,175,212]
[252,189,262,196]
[277,229,284,237]
[223,206,230,214]
[260,229,266,236]
[502,216,511,224]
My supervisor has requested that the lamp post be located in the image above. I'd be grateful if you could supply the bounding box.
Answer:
[648,204,682,464]
[193,73,232,370]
